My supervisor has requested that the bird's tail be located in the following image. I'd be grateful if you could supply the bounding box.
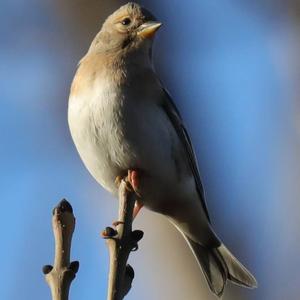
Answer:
[186,237,257,297]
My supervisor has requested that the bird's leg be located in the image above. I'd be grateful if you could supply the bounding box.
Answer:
[112,170,143,227]
[128,170,143,219]
[114,175,123,188]
[115,173,135,193]
[127,169,139,194]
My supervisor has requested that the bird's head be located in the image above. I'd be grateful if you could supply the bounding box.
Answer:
[88,2,162,57]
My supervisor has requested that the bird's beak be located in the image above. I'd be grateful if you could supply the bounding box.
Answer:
[137,21,162,39]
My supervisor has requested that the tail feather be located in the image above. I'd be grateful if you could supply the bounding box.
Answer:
[218,244,257,288]
[187,238,226,296]
[186,237,257,297]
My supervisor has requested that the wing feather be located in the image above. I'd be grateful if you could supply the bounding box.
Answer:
[161,88,211,222]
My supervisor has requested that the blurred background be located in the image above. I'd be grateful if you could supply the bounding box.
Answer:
[1,0,300,299]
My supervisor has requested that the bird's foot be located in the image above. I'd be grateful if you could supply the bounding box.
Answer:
[115,176,133,196]
[114,170,143,220]
[115,175,122,188]
[127,170,143,218]
[115,169,140,194]
[127,169,140,196]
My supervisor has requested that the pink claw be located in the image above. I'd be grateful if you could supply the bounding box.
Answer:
[127,170,143,219]
[128,169,139,192]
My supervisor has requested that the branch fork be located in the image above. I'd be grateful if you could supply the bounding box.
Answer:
[103,179,143,300]
[43,179,143,300]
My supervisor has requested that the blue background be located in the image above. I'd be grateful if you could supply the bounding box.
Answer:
[1,1,300,299]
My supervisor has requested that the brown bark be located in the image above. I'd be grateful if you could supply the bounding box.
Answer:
[42,200,79,300]
[104,180,143,300]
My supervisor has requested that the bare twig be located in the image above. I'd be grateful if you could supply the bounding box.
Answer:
[43,200,79,300]
[103,180,143,300]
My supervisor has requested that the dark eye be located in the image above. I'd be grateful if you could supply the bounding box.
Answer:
[121,18,131,26]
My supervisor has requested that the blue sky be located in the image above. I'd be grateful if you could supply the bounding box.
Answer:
[1,1,300,299]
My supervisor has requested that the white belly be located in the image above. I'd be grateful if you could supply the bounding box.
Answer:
[68,74,218,246]
[68,80,191,211]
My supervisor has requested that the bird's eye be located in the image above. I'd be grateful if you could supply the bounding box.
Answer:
[121,18,131,26]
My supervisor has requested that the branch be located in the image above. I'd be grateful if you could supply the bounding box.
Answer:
[103,180,143,300]
[43,200,79,300]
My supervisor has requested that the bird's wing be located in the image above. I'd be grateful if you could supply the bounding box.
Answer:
[161,88,211,222]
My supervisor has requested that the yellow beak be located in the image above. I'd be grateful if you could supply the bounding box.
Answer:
[137,21,162,39]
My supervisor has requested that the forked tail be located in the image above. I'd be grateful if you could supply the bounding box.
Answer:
[186,237,257,297]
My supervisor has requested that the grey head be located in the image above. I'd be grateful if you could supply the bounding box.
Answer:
[88,2,162,57]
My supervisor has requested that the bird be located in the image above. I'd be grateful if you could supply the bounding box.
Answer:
[68,2,257,297]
